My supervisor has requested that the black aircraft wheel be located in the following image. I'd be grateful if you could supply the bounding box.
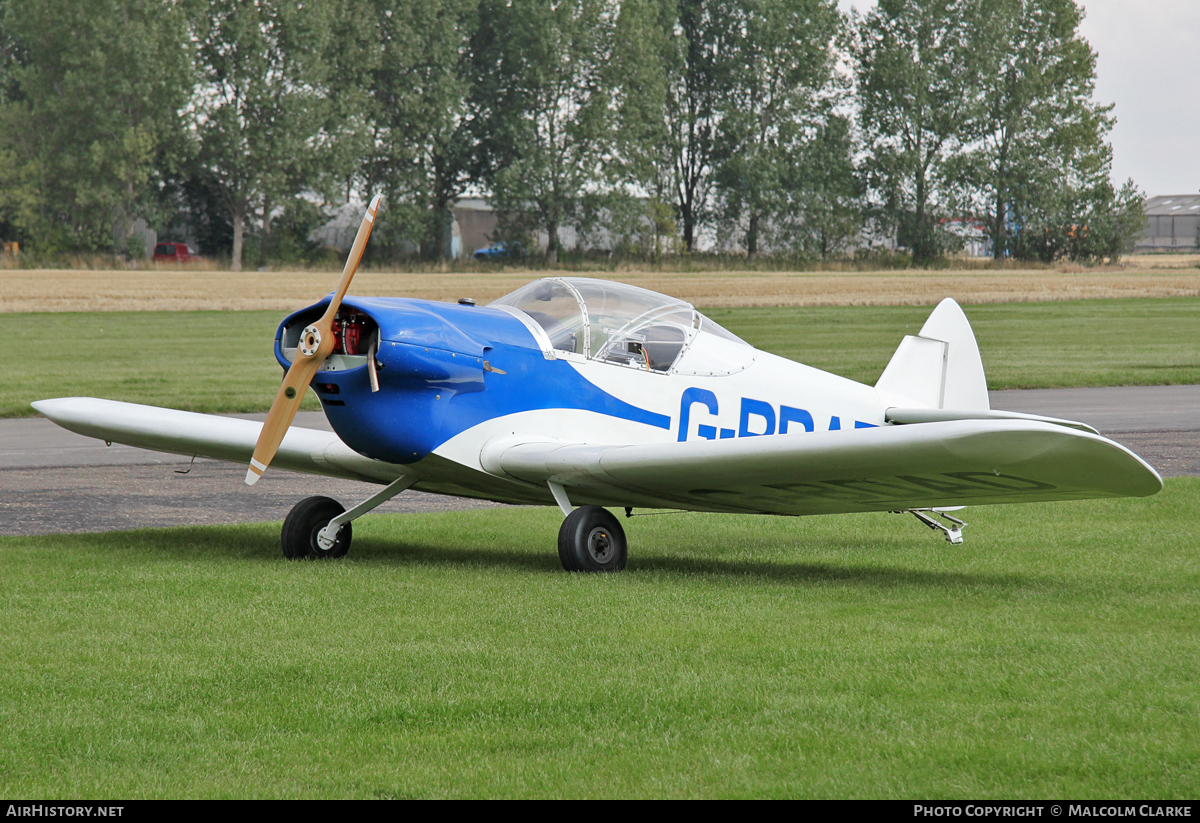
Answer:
[281,496,352,560]
[557,505,627,573]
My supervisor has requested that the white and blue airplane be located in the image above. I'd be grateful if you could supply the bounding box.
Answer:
[34,197,1162,571]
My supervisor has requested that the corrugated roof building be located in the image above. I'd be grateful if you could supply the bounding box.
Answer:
[1137,194,1200,251]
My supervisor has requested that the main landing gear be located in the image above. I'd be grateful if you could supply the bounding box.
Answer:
[558,505,628,572]
[550,481,627,572]
[280,475,416,560]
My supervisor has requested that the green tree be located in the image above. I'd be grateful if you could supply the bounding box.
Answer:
[334,0,483,261]
[0,0,192,253]
[192,0,334,270]
[1101,180,1147,262]
[713,0,843,259]
[605,0,729,254]
[601,0,677,258]
[475,0,612,264]
[608,0,671,195]
[963,0,1118,261]
[779,112,864,260]
[1017,178,1144,264]
[854,0,990,265]
[671,1,723,253]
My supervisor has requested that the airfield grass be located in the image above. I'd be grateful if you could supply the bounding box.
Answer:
[0,478,1196,798]
[3,297,1198,417]
[711,297,1200,390]
[1,310,321,418]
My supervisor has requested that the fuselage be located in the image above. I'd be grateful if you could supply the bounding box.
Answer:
[275,278,888,505]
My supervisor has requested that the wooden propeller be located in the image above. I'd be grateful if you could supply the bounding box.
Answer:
[245,193,382,486]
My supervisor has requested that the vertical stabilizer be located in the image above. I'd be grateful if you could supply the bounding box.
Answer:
[875,298,989,410]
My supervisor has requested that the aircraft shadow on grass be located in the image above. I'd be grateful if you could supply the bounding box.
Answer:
[74,526,1045,590]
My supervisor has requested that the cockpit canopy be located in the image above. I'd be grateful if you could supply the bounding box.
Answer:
[490,277,747,373]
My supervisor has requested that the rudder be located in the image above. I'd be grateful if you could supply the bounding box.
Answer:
[875,298,989,410]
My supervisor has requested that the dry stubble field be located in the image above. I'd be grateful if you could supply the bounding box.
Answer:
[2,257,1199,312]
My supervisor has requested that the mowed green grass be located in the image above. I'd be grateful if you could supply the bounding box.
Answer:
[706,297,1200,389]
[1,480,1197,798]
[2,310,320,418]
[3,297,1198,417]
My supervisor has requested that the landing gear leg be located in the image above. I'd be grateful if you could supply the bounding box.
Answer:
[280,475,416,560]
[313,474,417,554]
[907,509,967,544]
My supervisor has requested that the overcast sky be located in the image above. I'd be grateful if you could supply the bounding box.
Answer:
[838,0,1199,197]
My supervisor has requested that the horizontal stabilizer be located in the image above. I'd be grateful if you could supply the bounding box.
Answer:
[32,397,402,485]
[886,407,1099,435]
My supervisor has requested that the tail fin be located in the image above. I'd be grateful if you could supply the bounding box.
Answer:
[875,298,989,410]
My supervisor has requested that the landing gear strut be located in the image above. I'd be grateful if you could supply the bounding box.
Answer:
[907,508,968,544]
[280,475,416,560]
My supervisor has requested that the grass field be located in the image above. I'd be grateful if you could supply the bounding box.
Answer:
[3,298,1197,417]
[713,297,1200,391]
[2,266,1199,312]
[1,480,1196,798]
[2,311,311,418]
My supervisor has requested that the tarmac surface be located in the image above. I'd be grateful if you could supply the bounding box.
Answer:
[2,385,1197,536]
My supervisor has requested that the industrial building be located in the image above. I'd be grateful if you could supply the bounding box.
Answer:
[1137,194,1200,251]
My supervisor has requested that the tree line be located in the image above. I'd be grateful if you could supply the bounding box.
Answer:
[0,0,1144,268]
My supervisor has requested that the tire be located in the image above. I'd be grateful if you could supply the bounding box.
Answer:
[281,496,352,560]
[557,505,627,572]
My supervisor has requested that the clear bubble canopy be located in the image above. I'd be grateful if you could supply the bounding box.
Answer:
[490,277,746,372]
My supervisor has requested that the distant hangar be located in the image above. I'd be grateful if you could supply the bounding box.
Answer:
[1137,194,1200,251]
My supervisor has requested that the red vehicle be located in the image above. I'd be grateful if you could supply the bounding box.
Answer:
[152,242,196,263]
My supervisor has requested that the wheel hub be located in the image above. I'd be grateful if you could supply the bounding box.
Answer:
[314,522,340,552]
[586,527,613,563]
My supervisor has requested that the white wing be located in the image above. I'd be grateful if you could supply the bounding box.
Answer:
[32,397,404,484]
[483,420,1162,515]
[34,398,1162,517]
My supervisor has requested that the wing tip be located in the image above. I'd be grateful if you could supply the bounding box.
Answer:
[31,396,100,423]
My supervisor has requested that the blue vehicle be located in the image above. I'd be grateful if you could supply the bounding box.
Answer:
[35,197,1161,570]
[474,241,525,260]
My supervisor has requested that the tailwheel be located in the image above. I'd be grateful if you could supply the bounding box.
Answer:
[557,505,627,572]
[282,496,352,559]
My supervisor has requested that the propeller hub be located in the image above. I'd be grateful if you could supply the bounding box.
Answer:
[299,325,323,358]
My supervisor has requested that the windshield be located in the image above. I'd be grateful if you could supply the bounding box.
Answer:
[490,279,585,354]
[490,277,747,371]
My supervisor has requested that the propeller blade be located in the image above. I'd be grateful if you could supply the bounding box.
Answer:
[245,194,382,485]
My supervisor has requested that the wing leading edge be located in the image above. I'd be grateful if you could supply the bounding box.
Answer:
[483,420,1162,515]
[32,397,404,484]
